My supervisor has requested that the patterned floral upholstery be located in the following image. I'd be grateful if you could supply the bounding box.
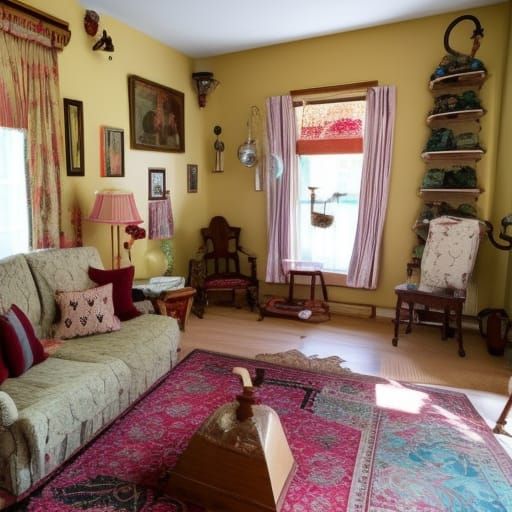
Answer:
[420,216,480,292]
[204,276,252,289]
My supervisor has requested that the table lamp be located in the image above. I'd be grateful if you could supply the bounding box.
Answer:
[88,190,143,269]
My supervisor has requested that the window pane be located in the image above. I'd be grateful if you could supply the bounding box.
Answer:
[298,154,363,273]
[0,127,30,258]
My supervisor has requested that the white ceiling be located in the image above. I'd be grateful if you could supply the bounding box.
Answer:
[80,0,502,58]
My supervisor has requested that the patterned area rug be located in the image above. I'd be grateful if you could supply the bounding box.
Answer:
[11,350,512,511]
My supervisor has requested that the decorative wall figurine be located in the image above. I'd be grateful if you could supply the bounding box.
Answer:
[213,125,224,173]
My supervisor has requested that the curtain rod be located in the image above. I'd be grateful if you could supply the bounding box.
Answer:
[290,80,378,98]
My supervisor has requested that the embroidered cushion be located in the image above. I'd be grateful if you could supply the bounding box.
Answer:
[88,266,141,321]
[204,276,252,289]
[53,284,121,339]
[0,304,48,377]
[420,216,480,291]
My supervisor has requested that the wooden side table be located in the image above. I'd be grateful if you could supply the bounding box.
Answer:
[154,287,196,331]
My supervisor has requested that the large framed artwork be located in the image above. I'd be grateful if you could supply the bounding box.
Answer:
[63,98,85,176]
[128,75,184,153]
[100,126,124,177]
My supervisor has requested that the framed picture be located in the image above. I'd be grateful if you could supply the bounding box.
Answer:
[63,98,84,176]
[148,168,166,200]
[100,127,124,177]
[187,164,198,193]
[128,75,184,153]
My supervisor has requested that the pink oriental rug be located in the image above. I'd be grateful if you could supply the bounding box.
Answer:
[11,350,512,511]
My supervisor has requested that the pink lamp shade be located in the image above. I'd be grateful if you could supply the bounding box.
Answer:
[87,190,143,269]
[88,190,143,225]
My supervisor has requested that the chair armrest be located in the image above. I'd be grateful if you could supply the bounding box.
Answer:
[239,246,257,259]
[238,247,257,281]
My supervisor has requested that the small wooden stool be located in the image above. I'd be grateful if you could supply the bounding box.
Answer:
[287,270,329,302]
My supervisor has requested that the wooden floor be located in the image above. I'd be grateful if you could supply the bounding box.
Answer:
[181,306,512,456]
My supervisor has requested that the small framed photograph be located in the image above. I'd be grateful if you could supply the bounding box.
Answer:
[187,164,198,193]
[128,74,184,153]
[100,126,124,177]
[63,98,84,176]
[148,168,166,200]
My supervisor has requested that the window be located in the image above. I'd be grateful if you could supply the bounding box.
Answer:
[293,96,366,281]
[0,127,30,258]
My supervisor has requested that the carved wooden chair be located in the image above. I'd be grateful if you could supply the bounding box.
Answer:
[392,216,481,357]
[188,216,258,316]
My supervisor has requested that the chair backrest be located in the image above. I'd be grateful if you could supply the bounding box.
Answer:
[420,216,481,292]
[200,216,241,275]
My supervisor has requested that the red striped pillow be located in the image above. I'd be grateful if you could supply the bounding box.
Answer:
[0,305,48,377]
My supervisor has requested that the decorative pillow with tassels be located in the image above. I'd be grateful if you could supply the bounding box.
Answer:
[53,284,121,339]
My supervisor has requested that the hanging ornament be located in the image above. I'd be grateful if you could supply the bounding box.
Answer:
[238,106,260,168]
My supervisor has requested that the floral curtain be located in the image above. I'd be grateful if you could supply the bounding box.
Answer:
[347,86,396,288]
[0,20,66,248]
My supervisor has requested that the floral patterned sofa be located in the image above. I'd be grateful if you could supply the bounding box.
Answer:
[0,247,180,503]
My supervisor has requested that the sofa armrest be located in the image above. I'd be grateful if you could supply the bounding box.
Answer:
[0,391,18,427]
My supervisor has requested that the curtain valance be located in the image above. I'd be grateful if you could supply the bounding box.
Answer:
[0,0,70,49]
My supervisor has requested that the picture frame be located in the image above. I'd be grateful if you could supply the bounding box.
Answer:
[63,98,84,176]
[100,126,124,177]
[187,164,198,193]
[128,75,184,153]
[148,168,166,200]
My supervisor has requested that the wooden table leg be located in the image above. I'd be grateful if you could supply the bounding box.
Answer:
[288,272,295,303]
[493,392,512,437]
[392,296,402,346]
[319,272,329,301]
[310,273,316,300]
[405,302,414,334]
[456,305,465,357]
[442,308,449,340]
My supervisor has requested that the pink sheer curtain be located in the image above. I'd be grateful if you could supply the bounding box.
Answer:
[347,86,396,289]
[265,95,298,283]
[0,30,65,248]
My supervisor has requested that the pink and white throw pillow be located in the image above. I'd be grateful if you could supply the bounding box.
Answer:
[53,284,121,339]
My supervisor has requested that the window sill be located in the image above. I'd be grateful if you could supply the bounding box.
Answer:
[322,271,348,287]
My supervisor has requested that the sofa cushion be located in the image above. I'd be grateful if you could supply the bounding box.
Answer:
[53,284,121,339]
[0,254,41,335]
[25,247,103,338]
[0,305,47,377]
[52,314,180,401]
[88,266,141,321]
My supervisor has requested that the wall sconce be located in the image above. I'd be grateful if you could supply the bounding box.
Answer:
[92,29,114,52]
[192,72,219,108]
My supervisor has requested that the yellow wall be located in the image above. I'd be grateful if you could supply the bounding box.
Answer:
[24,0,210,278]
[197,3,510,309]
[494,5,512,311]
[18,2,512,311]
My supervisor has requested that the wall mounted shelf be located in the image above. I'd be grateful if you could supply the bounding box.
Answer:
[427,109,486,125]
[419,188,482,203]
[429,70,487,91]
[421,149,484,162]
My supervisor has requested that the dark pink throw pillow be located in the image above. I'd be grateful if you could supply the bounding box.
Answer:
[0,348,8,383]
[88,266,141,321]
[0,304,48,377]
